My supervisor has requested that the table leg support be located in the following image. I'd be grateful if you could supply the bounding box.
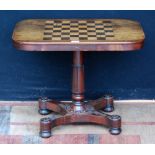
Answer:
[72,51,85,112]
[38,51,122,138]
[39,113,121,138]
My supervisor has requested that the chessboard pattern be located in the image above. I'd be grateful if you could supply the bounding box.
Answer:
[43,20,114,42]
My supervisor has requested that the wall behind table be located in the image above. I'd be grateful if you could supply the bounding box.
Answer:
[0,10,154,100]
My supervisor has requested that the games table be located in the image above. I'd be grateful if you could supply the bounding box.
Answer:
[12,19,145,138]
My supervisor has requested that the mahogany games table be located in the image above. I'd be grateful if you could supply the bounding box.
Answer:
[12,19,145,138]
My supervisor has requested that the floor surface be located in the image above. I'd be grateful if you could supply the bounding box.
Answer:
[0,101,155,144]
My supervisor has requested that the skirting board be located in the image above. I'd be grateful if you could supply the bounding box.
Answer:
[0,100,155,105]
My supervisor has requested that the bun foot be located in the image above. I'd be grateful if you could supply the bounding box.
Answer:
[102,94,114,112]
[40,117,52,138]
[38,97,52,115]
[109,115,121,135]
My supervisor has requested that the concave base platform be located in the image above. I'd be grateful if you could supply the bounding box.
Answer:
[39,95,121,138]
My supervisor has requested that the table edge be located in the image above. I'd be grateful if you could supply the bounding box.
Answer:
[12,39,144,51]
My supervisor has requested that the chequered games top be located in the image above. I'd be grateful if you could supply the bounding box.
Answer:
[43,20,114,42]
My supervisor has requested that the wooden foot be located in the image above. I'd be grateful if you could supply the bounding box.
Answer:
[38,97,52,115]
[109,115,121,135]
[102,94,114,112]
[40,117,52,138]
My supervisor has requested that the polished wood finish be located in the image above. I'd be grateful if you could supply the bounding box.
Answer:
[72,51,85,111]
[12,19,145,138]
[39,97,122,138]
[38,51,122,138]
[40,114,121,138]
[12,19,145,51]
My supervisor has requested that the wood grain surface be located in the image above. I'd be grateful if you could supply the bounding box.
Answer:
[12,19,145,51]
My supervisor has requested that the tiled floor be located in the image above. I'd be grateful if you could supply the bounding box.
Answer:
[0,101,155,144]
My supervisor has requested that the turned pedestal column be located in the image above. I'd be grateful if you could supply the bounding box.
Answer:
[72,51,85,112]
